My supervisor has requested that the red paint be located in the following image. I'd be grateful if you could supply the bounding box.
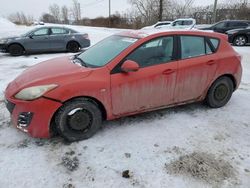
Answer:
[5,30,242,138]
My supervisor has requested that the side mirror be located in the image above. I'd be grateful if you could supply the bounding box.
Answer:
[29,34,33,39]
[121,60,139,73]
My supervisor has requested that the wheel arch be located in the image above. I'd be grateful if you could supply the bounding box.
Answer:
[66,40,81,48]
[209,74,237,92]
[7,42,26,52]
[49,96,107,136]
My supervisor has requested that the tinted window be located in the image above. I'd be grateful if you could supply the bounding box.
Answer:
[229,22,248,27]
[180,36,205,59]
[215,22,226,29]
[155,23,170,27]
[33,28,49,36]
[126,37,174,67]
[51,28,69,35]
[209,38,219,50]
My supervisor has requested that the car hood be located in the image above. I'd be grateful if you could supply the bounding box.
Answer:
[0,36,21,42]
[5,56,93,97]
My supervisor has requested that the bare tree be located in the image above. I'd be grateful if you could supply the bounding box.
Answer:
[49,4,61,23]
[128,0,159,24]
[8,12,34,25]
[71,0,81,24]
[61,5,69,24]
[171,0,194,18]
[41,13,56,23]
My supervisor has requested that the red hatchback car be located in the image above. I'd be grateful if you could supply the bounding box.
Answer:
[5,30,242,141]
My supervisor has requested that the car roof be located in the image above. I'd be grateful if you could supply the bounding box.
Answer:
[117,29,227,40]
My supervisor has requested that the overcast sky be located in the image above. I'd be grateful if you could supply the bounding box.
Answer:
[0,0,216,20]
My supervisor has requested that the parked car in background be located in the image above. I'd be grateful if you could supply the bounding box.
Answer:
[5,29,242,141]
[141,18,196,30]
[170,18,196,29]
[226,27,250,46]
[141,21,172,30]
[0,26,90,56]
[200,20,250,33]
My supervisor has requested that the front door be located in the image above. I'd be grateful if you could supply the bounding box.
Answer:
[25,28,50,52]
[110,36,178,116]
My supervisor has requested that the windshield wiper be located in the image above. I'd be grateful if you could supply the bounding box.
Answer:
[73,56,88,67]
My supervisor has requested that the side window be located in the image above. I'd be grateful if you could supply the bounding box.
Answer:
[229,22,248,27]
[209,38,219,50]
[215,22,226,29]
[33,28,49,36]
[51,28,69,35]
[180,36,205,59]
[126,37,174,67]
[206,42,213,54]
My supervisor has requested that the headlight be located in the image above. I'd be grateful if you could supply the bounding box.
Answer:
[0,39,8,43]
[15,84,58,100]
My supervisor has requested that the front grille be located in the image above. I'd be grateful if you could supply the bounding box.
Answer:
[5,100,15,114]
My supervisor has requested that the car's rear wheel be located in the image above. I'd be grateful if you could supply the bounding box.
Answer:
[233,35,247,46]
[67,41,80,53]
[206,77,234,108]
[55,98,102,142]
[8,44,24,56]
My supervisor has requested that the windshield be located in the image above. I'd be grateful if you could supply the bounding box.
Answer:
[77,35,138,67]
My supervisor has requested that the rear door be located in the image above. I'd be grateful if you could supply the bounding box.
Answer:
[227,21,249,31]
[49,27,69,50]
[174,35,219,103]
[110,36,178,115]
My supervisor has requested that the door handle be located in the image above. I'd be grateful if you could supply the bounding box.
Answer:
[206,60,216,65]
[162,69,175,75]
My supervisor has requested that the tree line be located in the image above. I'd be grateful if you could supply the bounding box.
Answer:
[7,0,250,28]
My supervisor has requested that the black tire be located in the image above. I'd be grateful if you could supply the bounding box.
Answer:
[55,98,102,142]
[233,35,247,46]
[206,77,234,108]
[66,41,80,53]
[8,44,24,56]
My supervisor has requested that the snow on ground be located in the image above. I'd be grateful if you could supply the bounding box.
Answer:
[0,23,250,188]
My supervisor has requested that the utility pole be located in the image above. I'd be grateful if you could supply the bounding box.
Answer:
[212,0,218,23]
[109,0,111,27]
[159,0,163,21]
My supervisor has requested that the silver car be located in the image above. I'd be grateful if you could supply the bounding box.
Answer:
[0,26,90,56]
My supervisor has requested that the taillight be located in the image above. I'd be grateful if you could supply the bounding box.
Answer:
[83,34,89,40]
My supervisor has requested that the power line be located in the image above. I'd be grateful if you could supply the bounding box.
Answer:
[82,0,105,7]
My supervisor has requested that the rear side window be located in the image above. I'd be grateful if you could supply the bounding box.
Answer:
[229,22,248,27]
[51,28,69,35]
[180,36,205,59]
[209,38,219,51]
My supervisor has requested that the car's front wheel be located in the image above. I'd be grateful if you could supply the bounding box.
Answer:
[55,98,102,142]
[233,35,247,46]
[66,41,80,53]
[206,77,234,108]
[8,44,24,56]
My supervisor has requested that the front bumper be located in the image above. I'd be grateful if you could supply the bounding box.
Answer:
[227,34,234,43]
[5,96,62,138]
[0,43,8,52]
